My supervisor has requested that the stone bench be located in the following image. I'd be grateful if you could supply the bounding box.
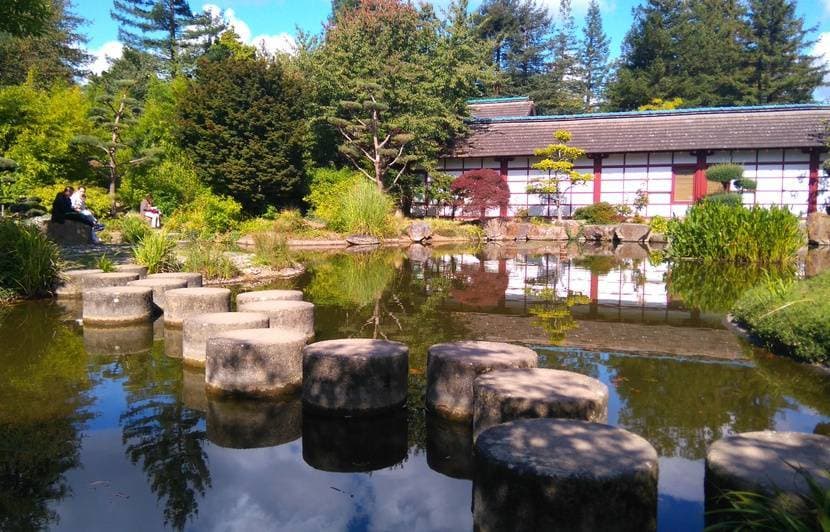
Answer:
[237,300,315,340]
[207,396,302,449]
[473,368,609,440]
[82,286,154,326]
[206,328,307,398]
[56,268,103,298]
[82,272,141,292]
[147,272,203,287]
[236,289,303,307]
[182,312,270,368]
[474,418,659,531]
[128,277,187,310]
[164,287,231,327]
[45,219,93,245]
[426,341,538,422]
[302,339,408,416]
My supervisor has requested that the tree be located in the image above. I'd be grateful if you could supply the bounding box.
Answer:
[179,7,227,66]
[638,97,684,111]
[178,52,309,214]
[450,168,510,220]
[0,0,52,37]
[578,0,610,111]
[534,0,582,114]
[528,130,592,220]
[331,0,360,17]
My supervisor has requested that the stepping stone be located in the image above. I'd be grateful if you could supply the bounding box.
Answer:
[83,322,153,356]
[147,272,203,287]
[206,328,307,397]
[473,368,609,440]
[82,286,154,326]
[237,300,315,340]
[302,339,408,416]
[474,418,659,532]
[82,272,140,292]
[128,277,188,310]
[181,312,270,368]
[114,264,148,278]
[426,341,538,422]
[164,287,231,327]
[56,268,103,299]
[426,413,474,480]
[207,396,301,449]
[236,289,303,307]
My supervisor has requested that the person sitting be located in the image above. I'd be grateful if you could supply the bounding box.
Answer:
[140,193,161,228]
[70,186,104,230]
[51,186,100,243]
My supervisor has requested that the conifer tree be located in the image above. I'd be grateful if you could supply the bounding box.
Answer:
[528,130,592,220]
[533,0,582,113]
[578,0,609,111]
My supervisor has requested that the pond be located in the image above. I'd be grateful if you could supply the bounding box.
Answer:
[1,243,829,531]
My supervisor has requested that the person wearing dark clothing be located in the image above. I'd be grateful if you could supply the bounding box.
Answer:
[51,187,94,227]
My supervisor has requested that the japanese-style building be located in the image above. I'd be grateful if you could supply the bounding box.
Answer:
[435,97,830,218]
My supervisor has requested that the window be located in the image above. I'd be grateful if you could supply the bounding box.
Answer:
[672,166,696,203]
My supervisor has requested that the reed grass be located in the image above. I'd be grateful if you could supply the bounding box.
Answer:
[132,231,178,274]
[181,241,239,280]
[0,219,62,298]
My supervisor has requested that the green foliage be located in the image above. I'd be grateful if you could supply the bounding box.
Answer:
[306,251,396,308]
[340,180,395,236]
[701,192,744,206]
[252,232,293,270]
[165,193,242,237]
[530,130,593,220]
[271,209,305,234]
[132,231,178,273]
[649,215,669,234]
[0,219,61,298]
[304,167,362,230]
[121,151,203,216]
[419,218,483,240]
[638,98,684,111]
[732,271,830,364]
[667,202,802,263]
[0,0,52,38]
[30,184,110,218]
[117,213,151,244]
[578,0,611,111]
[573,202,619,224]
[95,254,115,273]
[706,163,744,189]
[181,241,238,280]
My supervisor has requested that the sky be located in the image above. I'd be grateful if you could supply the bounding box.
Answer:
[75,0,830,100]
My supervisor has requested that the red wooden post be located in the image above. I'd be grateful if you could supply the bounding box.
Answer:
[808,149,820,214]
[592,155,603,204]
[693,151,708,201]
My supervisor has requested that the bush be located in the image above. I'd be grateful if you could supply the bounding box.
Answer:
[649,215,669,234]
[573,202,619,224]
[701,192,744,206]
[667,202,802,263]
[181,241,239,280]
[0,219,61,298]
[271,209,305,233]
[340,180,394,236]
[116,214,152,244]
[252,232,293,270]
[30,184,111,218]
[121,152,204,216]
[420,218,483,240]
[95,254,116,273]
[304,167,361,230]
[705,163,744,190]
[165,193,242,237]
[732,271,830,364]
[132,231,178,273]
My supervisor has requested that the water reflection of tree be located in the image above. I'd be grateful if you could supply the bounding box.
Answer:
[0,303,94,530]
[523,254,590,345]
[116,343,210,530]
[450,261,509,310]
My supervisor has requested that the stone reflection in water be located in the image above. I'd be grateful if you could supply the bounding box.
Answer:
[54,298,83,322]
[83,322,154,356]
[207,396,301,449]
[182,366,208,413]
[164,326,183,358]
[118,345,211,531]
[426,414,473,480]
[302,409,408,472]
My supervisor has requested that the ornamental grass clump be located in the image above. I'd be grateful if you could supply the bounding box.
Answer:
[0,219,62,298]
[133,231,178,273]
[667,202,802,263]
[181,241,239,280]
[340,180,394,236]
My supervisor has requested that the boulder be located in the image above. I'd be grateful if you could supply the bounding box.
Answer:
[558,219,583,239]
[614,242,651,261]
[527,224,567,241]
[407,243,431,262]
[484,219,508,241]
[648,232,668,244]
[504,222,531,241]
[407,221,433,242]
[346,234,380,246]
[615,223,651,243]
[582,224,616,242]
[807,212,830,246]
[45,220,93,245]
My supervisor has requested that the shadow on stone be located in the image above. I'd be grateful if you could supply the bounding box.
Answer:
[426,414,474,480]
[207,395,302,449]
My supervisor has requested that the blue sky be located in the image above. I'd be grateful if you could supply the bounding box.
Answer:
[76,0,830,99]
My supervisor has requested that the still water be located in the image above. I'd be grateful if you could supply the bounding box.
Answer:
[1,243,829,531]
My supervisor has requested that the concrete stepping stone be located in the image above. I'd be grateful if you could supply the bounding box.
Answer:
[236,289,303,307]
[147,272,203,287]
[82,286,154,326]
[473,368,609,440]
[206,328,306,397]
[83,322,153,356]
[474,418,659,532]
[302,339,409,416]
[56,268,103,298]
[426,341,538,422]
[237,300,315,340]
[82,272,141,292]
[114,264,148,278]
[182,312,269,367]
[302,410,407,472]
[164,287,231,327]
[207,396,302,449]
[426,413,474,480]
[128,277,188,310]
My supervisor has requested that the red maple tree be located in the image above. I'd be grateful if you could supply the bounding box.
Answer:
[450,169,510,220]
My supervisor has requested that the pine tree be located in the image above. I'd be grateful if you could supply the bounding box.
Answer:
[533,0,582,114]
[578,0,610,111]
[181,7,227,64]
[744,0,826,104]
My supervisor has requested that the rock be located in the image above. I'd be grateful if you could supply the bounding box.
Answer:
[559,219,583,239]
[236,289,304,307]
[207,396,302,449]
[346,234,380,246]
[484,219,508,241]
[426,414,474,480]
[181,312,270,367]
[426,341,538,422]
[615,223,651,242]
[648,232,668,244]
[504,222,531,241]
[164,287,231,328]
[614,242,651,261]
[407,243,431,262]
[407,221,433,242]
[302,338,409,416]
[127,278,188,310]
[56,268,103,299]
[237,300,315,340]
[83,322,153,356]
[45,220,93,245]
[206,328,307,398]
[114,264,148,278]
[147,272,203,287]
[807,212,830,246]
[82,272,140,291]
[805,247,830,277]
[582,224,616,242]
[82,286,154,326]
[474,418,659,532]
[527,224,567,241]
[473,368,609,440]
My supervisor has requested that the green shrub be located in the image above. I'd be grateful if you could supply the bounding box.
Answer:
[732,271,830,364]
[668,202,802,263]
[181,241,239,280]
[705,163,744,190]
[0,219,62,298]
[95,254,116,273]
[340,180,394,236]
[649,215,669,234]
[272,208,305,233]
[701,192,744,206]
[30,184,112,218]
[573,202,619,224]
[166,193,242,237]
[420,218,483,240]
[252,232,294,270]
[116,214,152,244]
[304,167,361,230]
[121,152,203,216]
[132,231,178,273]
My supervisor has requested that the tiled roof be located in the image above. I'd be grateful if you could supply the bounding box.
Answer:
[468,96,535,119]
[452,104,830,157]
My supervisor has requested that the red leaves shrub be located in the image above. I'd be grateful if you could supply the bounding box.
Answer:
[450,169,510,220]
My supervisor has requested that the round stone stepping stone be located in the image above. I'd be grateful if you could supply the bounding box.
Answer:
[206,328,306,397]
[302,410,407,472]
[473,368,609,440]
[236,289,303,307]
[706,431,830,502]
[114,263,148,278]
[56,268,103,298]
[182,312,269,367]
[128,277,188,310]
[302,339,408,416]
[147,272,203,287]
[207,396,301,449]
[426,413,474,480]
[82,272,141,292]
[82,286,154,326]
[83,322,153,356]
[164,287,231,327]
[426,341,538,422]
[474,418,659,532]
[237,300,315,340]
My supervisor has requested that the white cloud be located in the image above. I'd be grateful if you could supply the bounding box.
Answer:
[202,3,296,55]
[814,32,830,103]
[88,40,124,76]
[251,33,296,55]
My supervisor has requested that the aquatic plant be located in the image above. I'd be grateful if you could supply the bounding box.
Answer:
[0,219,61,298]
[252,232,294,270]
[181,241,238,280]
[132,231,178,274]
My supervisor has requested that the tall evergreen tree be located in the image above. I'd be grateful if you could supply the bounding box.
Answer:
[532,0,582,113]
[578,0,610,111]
